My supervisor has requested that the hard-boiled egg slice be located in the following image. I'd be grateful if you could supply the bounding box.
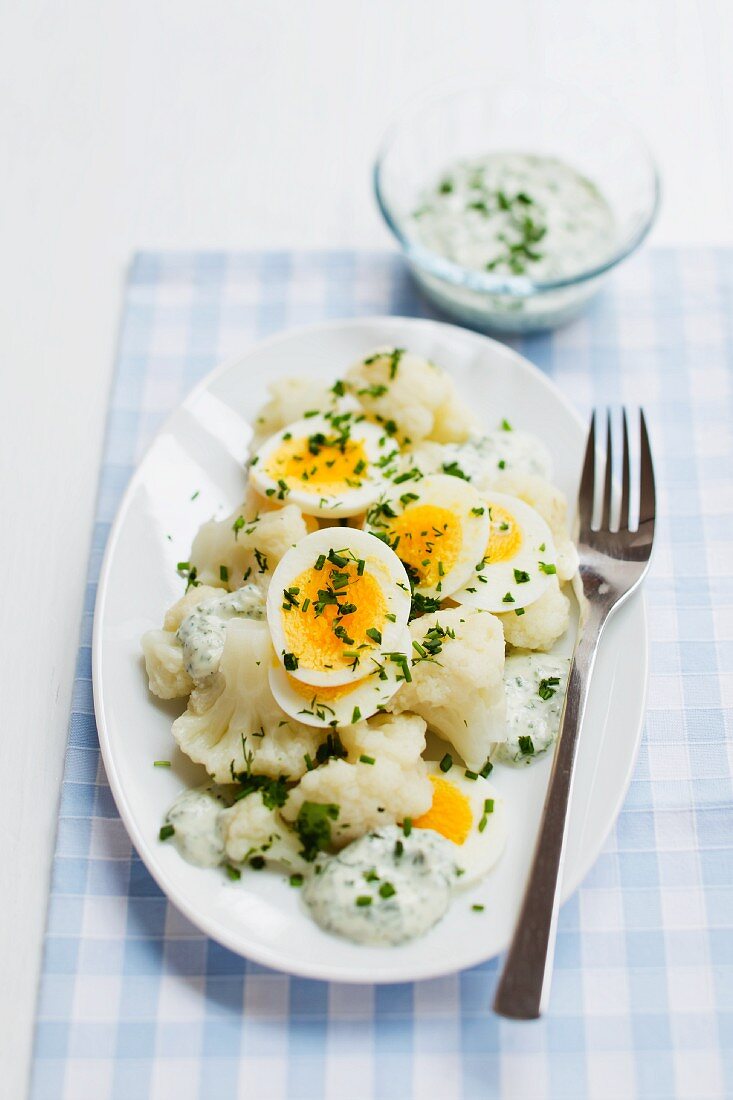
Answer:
[267,527,411,688]
[364,474,490,600]
[269,629,412,728]
[452,492,557,613]
[411,761,506,885]
[250,411,395,518]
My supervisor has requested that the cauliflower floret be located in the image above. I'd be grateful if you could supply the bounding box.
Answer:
[388,607,506,770]
[141,584,222,699]
[498,576,570,651]
[220,792,308,871]
[282,713,432,847]
[252,376,338,448]
[345,347,477,445]
[493,471,579,582]
[172,618,322,783]
[190,501,312,592]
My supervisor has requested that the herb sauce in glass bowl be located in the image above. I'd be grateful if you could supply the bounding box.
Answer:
[412,152,615,282]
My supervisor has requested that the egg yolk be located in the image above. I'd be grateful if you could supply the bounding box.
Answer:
[387,504,462,587]
[286,673,369,702]
[484,504,522,564]
[264,435,369,495]
[413,775,473,845]
[281,560,388,673]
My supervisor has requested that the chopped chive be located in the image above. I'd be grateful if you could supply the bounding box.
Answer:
[379,882,396,899]
[366,628,382,645]
[472,904,485,912]
[439,753,453,773]
[226,864,241,880]
[219,564,229,583]
[289,873,304,887]
[464,770,479,781]
[479,759,493,779]
[159,824,174,841]
[539,562,557,575]
[518,735,535,756]
[403,817,412,837]
[359,754,375,765]
[515,607,525,616]
[153,760,171,768]
[355,895,373,907]
[484,798,494,813]
[249,856,266,870]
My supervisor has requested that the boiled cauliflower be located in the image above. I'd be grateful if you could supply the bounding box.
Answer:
[493,470,579,582]
[220,792,307,871]
[190,500,312,592]
[388,607,506,770]
[497,576,570,650]
[282,713,432,847]
[172,618,322,783]
[141,584,221,699]
[252,375,338,448]
[345,347,477,445]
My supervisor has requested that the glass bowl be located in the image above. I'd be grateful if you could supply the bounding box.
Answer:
[374,81,660,333]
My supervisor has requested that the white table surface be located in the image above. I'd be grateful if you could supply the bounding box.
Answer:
[2,1,732,1094]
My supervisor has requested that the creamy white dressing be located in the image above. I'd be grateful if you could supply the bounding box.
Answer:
[176,584,265,680]
[413,152,615,281]
[496,653,571,766]
[165,784,232,867]
[435,430,552,488]
[302,826,459,946]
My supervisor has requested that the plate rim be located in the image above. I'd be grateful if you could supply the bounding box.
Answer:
[92,314,648,983]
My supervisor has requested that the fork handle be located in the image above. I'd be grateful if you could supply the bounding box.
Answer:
[493,604,607,1020]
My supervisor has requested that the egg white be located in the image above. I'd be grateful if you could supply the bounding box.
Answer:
[250,413,395,518]
[452,491,557,613]
[365,473,490,600]
[267,527,412,688]
[269,628,412,728]
[412,761,507,885]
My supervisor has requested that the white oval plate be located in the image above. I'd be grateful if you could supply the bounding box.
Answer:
[93,317,647,984]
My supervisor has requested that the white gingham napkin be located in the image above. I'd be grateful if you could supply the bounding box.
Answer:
[31,250,733,1100]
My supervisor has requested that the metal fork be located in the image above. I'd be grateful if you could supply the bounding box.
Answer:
[493,408,656,1020]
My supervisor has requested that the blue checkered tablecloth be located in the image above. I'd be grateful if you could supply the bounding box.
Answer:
[31,250,732,1100]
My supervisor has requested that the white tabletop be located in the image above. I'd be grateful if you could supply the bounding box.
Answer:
[2,1,732,1094]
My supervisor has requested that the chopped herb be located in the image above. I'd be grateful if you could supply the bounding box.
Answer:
[366,627,382,645]
[472,904,485,912]
[518,735,535,756]
[538,676,561,701]
[471,507,485,516]
[153,760,171,768]
[402,817,413,837]
[289,873,304,887]
[219,564,229,583]
[249,856,266,870]
[479,758,494,779]
[513,569,530,584]
[394,839,404,858]
[464,769,479,781]
[232,516,245,538]
[501,418,512,431]
[352,707,362,725]
[331,379,346,397]
[359,754,375,765]
[254,549,269,574]
[355,895,373,907]
[440,753,453,773]
[226,864,241,880]
[441,460,470,481]
[159,824,175,841]
[515,607,525,616]
[379,882,396,899]
[484,798,495,814]
[539,562,557,575]
[294,801,339,861]
[502,592,515,604]
[190,490,200,500]
[283,652,299,671]
[315,554,327,570]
